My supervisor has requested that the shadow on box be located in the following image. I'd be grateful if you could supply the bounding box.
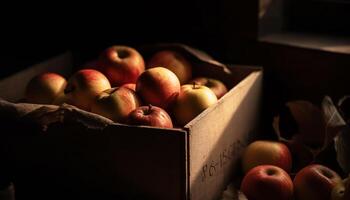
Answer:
[0,44,263,200]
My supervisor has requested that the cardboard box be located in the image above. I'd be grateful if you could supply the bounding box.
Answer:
[0,45,262,200]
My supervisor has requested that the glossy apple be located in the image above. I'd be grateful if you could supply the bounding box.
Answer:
[241,140,292,174]
[64,69,111,111]
[25,72,67,104]
[128,104,173,128]
[240,165,294,200]
[98,45,145,86]
[294,164,342,200]
[189,77,228,99]
[136,67,180,109]
[91,87,140,123]
[331,177,349,200]
[172,83,217,126]
[147,50,192,84]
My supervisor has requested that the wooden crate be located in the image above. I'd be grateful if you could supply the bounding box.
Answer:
[0,49,262,200]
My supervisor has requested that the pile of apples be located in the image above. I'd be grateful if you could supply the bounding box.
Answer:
[24,45,228,128]
[238,101,350,200]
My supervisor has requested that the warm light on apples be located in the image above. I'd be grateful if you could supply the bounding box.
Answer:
[91,87,140,123]
[136,67,180,109]
[98,45,145,86]
[25,72,67,104]
[121,83,136,91]
[241,140,292,174]
[189,77,228,99]
[128,104,173,128]
[147,50,192,84]
[173,83,217,126]
[294,164,342,200]
[64,69,111,111]
[240,165,294,200]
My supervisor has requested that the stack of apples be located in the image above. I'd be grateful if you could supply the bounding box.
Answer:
[239,140,348,200]
[23,45,229,128]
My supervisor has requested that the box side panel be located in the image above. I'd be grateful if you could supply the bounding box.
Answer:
[6,124,187,200]
[188,71,263,200]
[0,52,73,102]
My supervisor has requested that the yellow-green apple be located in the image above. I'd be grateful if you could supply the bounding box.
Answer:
[98,45,145,86]
[331,176,349,200]
[121,83,136,91]
[127,104,173,128]
[90,87,141,123]
[136,67,180,109]
[294,164,342,200]
[189,77,228,99]
[64,69,111,111]
[241,140,292,174]
[25,72,67,104]
[240,165,294,200]
[172,83,217,126]
[147,50,192,84]
[344,176,350,200]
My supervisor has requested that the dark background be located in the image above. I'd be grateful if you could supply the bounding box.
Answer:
[1,0,349,132]
[0,1,258,79]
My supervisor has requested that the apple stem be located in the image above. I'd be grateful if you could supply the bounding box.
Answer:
[192,82,197,89]
[146,104,153,115]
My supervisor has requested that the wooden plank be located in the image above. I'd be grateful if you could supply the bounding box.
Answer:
[187,71,263,200]
[8,123,187,200]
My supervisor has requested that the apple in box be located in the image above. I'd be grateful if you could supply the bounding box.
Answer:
[64,69,111,111]
[241,140,292,174]
[25,72,67,104]
[294,164,342,200]
[147,50,192,85]
[189,77,228,99]
[173,83,217,126]
[240,165,294,200]
[136,67,180,109]
[128,104,173,128]
[91,87,141,123]
[98,45,145,86]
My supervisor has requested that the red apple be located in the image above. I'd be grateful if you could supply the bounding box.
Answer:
[121,83,136,91]
[240,165,294,200]
[127,104,173,128]
[25,72,67,104]
[90,87,141,123]
[172,83,217,126]
[294,164,342,200]
[98,45,145,86]
[147,50,192,84]
[189,77,228,99]
[136,67,180,109]
[241,140,292,174]
[64,69,111,111]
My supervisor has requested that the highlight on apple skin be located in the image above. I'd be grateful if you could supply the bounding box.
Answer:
[147,50,192,85]
[294,164,342,200]
[98,45,145,87]
[127,104,173,128]
[91,87,141,123]
[172,83,217,126]
[241,140,292,174]
[240,165,294,200]
[64,69,111,111]
[25,72,67,104]
[136,67,180,109]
